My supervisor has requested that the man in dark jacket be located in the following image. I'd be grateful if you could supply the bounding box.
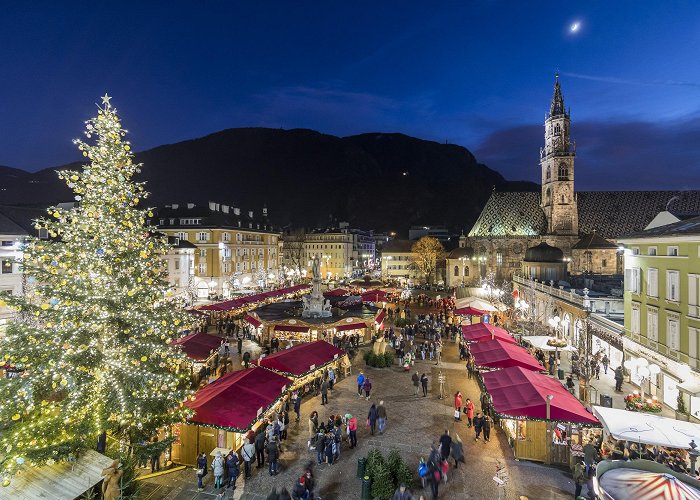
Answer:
[614,366,624,392]
[225,451,239,489]
[320,379,328,405]
[293,392,302,422]
[255,430,266,468]
[291,476,307,500]
[474,412,484,441]
[267,436,280,476]
[438,430,452,460]
[482,415,492,442]
[420,373,429,397]
[315,425,326,464]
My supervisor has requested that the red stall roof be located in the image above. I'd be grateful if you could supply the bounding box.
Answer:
[482,367,599,424]
[186,367,290,432]
[244,315,262,328]
[454,306,486,316]
[375,310,386,324]
[336,322,367,332]
[273,324,310,333]
[470,338,544,371]
[461,323,517,344]
[257,340,345,377]
[324,288,349,297]
[361,290,387,303]
[172,332,223,361]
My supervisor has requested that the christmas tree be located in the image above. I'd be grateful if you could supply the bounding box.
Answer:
[0,95,193,484]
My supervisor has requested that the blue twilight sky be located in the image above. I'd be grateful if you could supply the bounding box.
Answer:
[1,1,700,190]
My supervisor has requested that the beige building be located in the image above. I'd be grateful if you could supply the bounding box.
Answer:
[151,202,281,300]
[467,75,700,281]
[380,240,419,285]
[282,224,376,280]
[445,236,476,288]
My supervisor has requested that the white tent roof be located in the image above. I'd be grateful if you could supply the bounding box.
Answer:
[455,296,504,312]
[522,336,577,352]
[593,405,700,449]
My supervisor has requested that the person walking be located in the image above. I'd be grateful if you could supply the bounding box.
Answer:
[392,483,414,500]
[293,392,302,422]
[357,371,366,397]
[347,413,358,448]
[438,430,452,461]
[367,403,378,436]
[566,375,576,395]
[464,398,474,427]
[328,367,336,390]
[308,411,318,438]
[255,430,266,468]
[614,366,624,392]
[420,373,429,397]
[225,451,239,490]
[196,452,208,491]
[363,376,372,400]
[454,392,463,421]
[321,378,328,405]
[315,424,327,465]
[212,450,225,489]
[267,436,280,476]
[573,460,587,499]
[324,430,335,465]
[482,414,492,442]
[412,371,420,396]
[242,438,255,479]
[451,433,465,469]
[473,412,484,441]
[602,355,609,375]
[377,400,388,434]
[291,475,307,500]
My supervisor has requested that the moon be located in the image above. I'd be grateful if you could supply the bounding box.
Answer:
[570,22,580,33]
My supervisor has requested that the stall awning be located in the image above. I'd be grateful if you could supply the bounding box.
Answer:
[362,290,387,303]
[186,308,208,316]
[375,310,386,324]
[592,405,700,449]
[470,338,544,371]
[257,340,345,377]
[461,323,517,344]
[454,306,486,316]
[336,322,367,332]
[324,288,349,297]
[274,324,310,333]
[244,315,262,328]
[173,332,223,361]
[186,367,290,432]
[482,366,599,425]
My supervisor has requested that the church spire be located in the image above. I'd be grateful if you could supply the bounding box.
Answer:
[549,73,566,118]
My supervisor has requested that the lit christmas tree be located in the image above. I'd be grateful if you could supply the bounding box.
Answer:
[0,95,193,485]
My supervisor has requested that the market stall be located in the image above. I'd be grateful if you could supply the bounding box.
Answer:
[470,338,545,371]
[462,323,517,345]
[592,406,700,449]
[173,332,224,384]
[256,340,348,395]
[272,323,314,343]
[324,288,349,297]
[482,366,599,464]
[172,367,290,466]
[375,310,386,330]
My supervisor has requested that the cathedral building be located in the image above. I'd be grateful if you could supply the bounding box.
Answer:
[467,75,700,280]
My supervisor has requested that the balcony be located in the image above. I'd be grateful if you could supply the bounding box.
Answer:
[512,274,584,307]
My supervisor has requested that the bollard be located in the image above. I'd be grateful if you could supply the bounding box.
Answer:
[361,475,372,500]
[356,457,366,479]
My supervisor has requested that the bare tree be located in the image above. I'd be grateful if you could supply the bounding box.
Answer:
[283,228,307,277]
[410,236,445,284]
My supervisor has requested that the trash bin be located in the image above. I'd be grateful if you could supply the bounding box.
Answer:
[599,394,613,408]
[356,457,366,479]
[557,368,565,380]
[361,475,372,500]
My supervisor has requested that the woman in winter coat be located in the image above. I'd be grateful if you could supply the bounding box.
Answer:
[196,452,208,491]
[464,399,475,427]
[363,377,372,400]
[225,451,240,489]
[212,451,225,489]
[308,411,318,437]
[367,404,378,435]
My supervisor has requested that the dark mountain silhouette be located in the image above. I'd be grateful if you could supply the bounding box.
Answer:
[0,128,536,233]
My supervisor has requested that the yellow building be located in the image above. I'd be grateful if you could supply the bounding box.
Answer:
[151,202,282,300]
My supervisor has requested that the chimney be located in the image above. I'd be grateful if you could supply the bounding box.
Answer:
[248,210,254,219]
[221,205,229,214]
[187,203,194,209]
[170,203,179,209]
[208,201,217,211]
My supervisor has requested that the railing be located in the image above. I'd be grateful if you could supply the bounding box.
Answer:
[589,313,624,336]
[512,275,584,307]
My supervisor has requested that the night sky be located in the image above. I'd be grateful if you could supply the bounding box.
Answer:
[1,2,699,190]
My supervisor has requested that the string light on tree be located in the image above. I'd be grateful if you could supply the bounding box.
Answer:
[0,95,194,485]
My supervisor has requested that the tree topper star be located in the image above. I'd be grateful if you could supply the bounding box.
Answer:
[101,94,112,107]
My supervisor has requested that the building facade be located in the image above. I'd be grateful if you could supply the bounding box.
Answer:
[619,217,700,420]
[282,224,376,280]
[445,235,476,288]
[380,240,419,285]
[151,202,281,300]
[467,76,700,281]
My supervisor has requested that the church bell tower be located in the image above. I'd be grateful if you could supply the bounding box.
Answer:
[540,74,578,235]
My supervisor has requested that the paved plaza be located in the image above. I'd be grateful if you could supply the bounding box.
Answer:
[140,336,578,499]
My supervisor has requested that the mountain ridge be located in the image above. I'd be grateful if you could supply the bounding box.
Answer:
[0,127,537,233]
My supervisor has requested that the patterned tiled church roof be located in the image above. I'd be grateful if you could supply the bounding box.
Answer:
[469,190,700,240]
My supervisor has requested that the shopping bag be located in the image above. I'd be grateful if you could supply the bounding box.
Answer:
[454,409,460,419]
